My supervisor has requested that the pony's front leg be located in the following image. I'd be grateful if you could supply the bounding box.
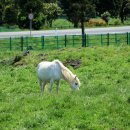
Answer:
[42,82,46,92]
[39,80,43,92]
[39,80,46,92]
[49,79,54,92]
[56,80,60,93]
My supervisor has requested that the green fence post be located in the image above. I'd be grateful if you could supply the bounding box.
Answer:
[101,34,103,46]
[65,35,67,47]
[56,36,58,49]
[73,35,74,47]
[82,35,84,47]
[115,33,118,45]
[107,33,109,46]
[21,36,24,51]
[84,34,86,47]
[42,36,44,49]
[9,37,12,50]
[129,33,130,45]
[127,32,129,45]
[26,37,28,49]
[86,34,89,47]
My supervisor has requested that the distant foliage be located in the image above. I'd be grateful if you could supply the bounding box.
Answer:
[59,0,96,28]
[17,13,28,29]
[33,13,45,30]
[86,18,106,27]
[43,3,62,27]
[109,18,122,25]
[17,0,45,30]
[4,5,18,25]
[0,0,130,29]
[0,2,3,25]
[101,11,111,24]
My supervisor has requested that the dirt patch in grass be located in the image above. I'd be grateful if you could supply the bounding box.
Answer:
[64,59,82,69]
[0,50,29,66]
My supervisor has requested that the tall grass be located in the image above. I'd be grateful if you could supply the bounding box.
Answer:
[0,47,130,130]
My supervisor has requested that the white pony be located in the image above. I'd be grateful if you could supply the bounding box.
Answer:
[37,60,80,92]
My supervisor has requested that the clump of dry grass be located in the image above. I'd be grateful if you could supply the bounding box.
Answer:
[85,18,107,27]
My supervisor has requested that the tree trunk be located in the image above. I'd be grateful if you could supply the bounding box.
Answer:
[120,9,124,23]
[49,20,52,27]
[74,22,78,28]
[81,20,85,47]
[120,1,127,24]
[81,12,85,47]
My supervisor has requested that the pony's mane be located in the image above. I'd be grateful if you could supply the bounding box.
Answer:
[54,60,75,83]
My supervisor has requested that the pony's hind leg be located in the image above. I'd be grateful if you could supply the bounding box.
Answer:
[39,80,43,92]
[49,79,54,92]
[56,80,60,93]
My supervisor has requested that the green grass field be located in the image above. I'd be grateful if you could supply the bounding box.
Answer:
[0,46,130,130]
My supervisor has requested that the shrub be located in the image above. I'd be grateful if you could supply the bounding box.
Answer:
[18,13,28,29]
[18,12,45,30]
[0,2,3,25]
[33,13,45,30]
[109,18,122,25]
[85,18,106,27]
[101,11,111,24]
[4,5,18,25]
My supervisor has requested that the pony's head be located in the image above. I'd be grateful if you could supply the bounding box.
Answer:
[71,75,80,90]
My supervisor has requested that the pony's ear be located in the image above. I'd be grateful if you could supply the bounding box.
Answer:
[74,75,77,79]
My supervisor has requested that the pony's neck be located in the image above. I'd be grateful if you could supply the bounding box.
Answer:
[62,67,75,84]
[54,60,75,84]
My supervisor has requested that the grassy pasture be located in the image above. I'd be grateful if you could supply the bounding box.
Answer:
[0,46,130,130]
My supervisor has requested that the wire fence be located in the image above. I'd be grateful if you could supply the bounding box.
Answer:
[0,32,130,51]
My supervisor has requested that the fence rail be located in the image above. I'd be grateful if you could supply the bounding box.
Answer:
[0,33,130,51]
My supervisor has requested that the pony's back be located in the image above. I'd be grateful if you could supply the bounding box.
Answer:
[37,61,62,82]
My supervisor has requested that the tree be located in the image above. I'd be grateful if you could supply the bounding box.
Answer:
[4,4,18,25]
[95,0,130,23]
[60,0,95,47]
[0,2,3,25]
[95,0,117,16]
[101,11,111,24]
[17,0,45,29]
[0,0,19,25]
[120,0,130,23]
[43,3,62,27]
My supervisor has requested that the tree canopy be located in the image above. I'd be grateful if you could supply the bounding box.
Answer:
[0,0,130,29]
[95,0,130,23]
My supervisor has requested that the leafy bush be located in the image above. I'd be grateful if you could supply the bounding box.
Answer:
[33,13,45,30]
[85,18,106,27]
[52,19,73,28]
[109,18,122,25]
[4,5,18,25]
[0,2,3,25]
[18,13,28,29]
[101,11,111,24]
[18,12,45,30]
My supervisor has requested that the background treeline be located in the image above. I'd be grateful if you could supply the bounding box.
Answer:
[0,0,130,30]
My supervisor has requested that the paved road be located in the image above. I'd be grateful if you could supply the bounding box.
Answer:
[0,26,130,38]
